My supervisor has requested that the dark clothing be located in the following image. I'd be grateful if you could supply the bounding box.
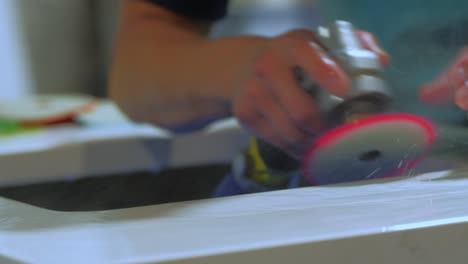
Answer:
[145,0,229,21]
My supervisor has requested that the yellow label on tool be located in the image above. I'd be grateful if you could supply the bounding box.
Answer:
[248,137,270,183]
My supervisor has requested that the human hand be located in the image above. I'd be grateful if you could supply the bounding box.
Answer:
[232,29,389,158]
[420,47,468,110]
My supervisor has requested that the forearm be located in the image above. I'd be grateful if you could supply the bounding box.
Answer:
[109,0,268,130]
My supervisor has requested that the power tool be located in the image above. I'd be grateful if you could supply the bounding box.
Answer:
[237,20,437,189]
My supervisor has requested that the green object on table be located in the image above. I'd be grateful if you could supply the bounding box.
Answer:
[0,120,41,136]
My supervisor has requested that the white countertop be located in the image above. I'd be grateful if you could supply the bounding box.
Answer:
[0,101,249,187]
[1,100,468,263]
[1,169,468,263]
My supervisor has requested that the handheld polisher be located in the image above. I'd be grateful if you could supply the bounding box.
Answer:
[244,20,437,187]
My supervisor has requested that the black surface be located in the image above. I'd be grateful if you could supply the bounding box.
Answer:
[145,0,229,21]
[0,165,229,212]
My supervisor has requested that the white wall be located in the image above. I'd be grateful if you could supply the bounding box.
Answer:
[0,0,32,98]
[15,0,97,95]
[94,0,123,96]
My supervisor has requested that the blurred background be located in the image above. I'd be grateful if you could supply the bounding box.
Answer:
[0,0,467,210]
[0,0,323,98]
[0,0,120,98]
[1,0,467,121]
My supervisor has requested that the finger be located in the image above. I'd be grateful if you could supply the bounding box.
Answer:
[254,51,323,133]
[234,80,305,157]
[250,78,314,152]
[291,39,351,97]
[236,95,301,158]
[419,76,455,104]
[455,86,468,110]
[253,110,310,159]
[447,53,468,88]
[356,31,390,66]
[420,50,468,104]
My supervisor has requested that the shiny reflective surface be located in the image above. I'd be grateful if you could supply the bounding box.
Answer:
[1,170,468,263]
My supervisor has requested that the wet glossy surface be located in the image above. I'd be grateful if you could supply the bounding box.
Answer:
[1,116,466,262]
[1,169,468,263]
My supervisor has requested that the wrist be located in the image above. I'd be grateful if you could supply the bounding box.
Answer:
[196,36,271,102]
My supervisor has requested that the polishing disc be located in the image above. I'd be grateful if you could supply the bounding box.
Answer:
[302,113,437,185]
[0,94,96,126]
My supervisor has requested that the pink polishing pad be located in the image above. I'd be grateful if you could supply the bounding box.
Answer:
[302,113,437,185]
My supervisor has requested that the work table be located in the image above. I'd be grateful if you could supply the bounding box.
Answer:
[1,100,468,263]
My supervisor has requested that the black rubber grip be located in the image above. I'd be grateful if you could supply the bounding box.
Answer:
[256,139,300,171]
